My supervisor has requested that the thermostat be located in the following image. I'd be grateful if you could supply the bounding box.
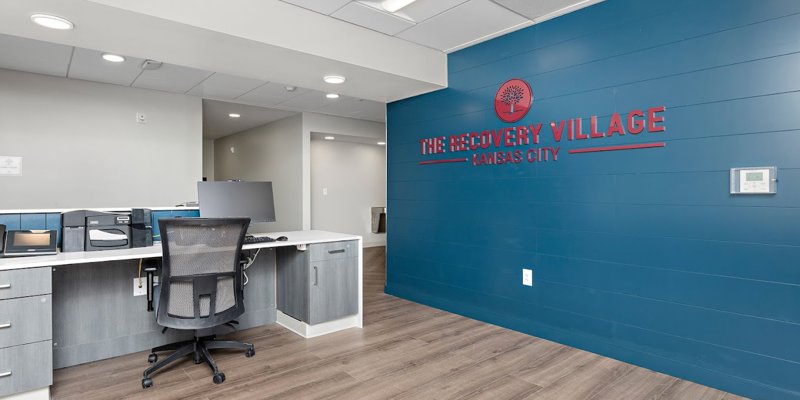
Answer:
[730,167,776,194]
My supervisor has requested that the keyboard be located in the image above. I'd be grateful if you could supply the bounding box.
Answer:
[244,235,276,244]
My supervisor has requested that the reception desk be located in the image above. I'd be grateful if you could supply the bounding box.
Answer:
[0,230,363,400]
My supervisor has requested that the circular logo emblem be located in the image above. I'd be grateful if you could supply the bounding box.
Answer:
[494,79,532,123]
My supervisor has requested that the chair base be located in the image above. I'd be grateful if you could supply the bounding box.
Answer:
[142,335,255,388]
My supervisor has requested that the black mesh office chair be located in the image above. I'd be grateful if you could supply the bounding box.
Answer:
[142,218,255,388]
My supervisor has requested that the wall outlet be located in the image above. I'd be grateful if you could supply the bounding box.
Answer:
[136,112,147,124]
[522,269,533,286]
[133,276,158,296]
[323,188,328,196]
[133,278,147,296]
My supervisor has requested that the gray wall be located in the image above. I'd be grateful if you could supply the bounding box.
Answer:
[302,112,386,230]
[311,138,386,247]
[214,114,303,232]
[202,138,215,181]
[0,69,202,209]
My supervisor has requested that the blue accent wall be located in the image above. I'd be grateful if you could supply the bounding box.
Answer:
[385,1,800,398]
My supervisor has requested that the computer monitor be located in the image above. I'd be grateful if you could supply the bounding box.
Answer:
[197,181,276,228]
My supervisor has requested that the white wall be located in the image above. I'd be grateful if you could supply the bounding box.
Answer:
[202,138,215,181]
[301,112,386,231]
[311,138,386,247]
[0,69,202,209]
[214,114,303,232]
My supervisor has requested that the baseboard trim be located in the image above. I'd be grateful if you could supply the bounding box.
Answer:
[276,311,360,338]
[1,387,49,400]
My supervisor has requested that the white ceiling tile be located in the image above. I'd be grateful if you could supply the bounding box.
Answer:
[278,90,339,111]
[333,2,415,36]
[491,0,604,22]
[0,34,72,77]
[348,99,386,122]
[317,96,385,121]
[392,0,470,23]
[236,82,309,107]
[315,96,360,115]
[186,72,266,100]
[396,0,529,51]
[68,48,144,86]
[203,99,297,139]
[279,0,352,15]
[132,63,213,94]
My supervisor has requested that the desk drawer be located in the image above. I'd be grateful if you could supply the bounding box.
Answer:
[309,240,358,262]
[0,268,52,300]
[0,295,52,349]
[0,340,53,397]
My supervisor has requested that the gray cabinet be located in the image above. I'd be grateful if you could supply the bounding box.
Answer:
[0,267,53,398]
[0,268,52,301]
[0,341,53,397]
[0,295,52,349]
[277,241,358,325]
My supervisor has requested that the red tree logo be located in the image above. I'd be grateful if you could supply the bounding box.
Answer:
[494,79,532,123]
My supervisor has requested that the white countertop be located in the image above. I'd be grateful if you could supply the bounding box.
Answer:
[0,230,360,271]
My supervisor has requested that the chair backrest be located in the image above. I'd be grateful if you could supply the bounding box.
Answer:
[157,217,250,330]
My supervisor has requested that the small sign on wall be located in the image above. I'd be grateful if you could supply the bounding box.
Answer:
[0,156,22,176]
[730,166,776,194]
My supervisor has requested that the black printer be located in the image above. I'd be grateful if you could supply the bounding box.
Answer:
[62,209,152,252]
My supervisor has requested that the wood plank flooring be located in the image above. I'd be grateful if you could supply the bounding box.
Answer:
[52,247,745,399]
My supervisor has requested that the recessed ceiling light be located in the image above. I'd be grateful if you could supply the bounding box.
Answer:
[326,93,340,99]
[229,113,241,118]
[30,13,74,30]
[324,136,335,140]
[377,142,386,146]
[382,0,417,13]
[323,75,346,84]
[101,53,125,63]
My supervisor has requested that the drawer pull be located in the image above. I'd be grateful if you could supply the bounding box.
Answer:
[0,284,10,289]
[0,323,10,329]
[314,266,319,286]
[0,371,10,378]
[328,249,345,254]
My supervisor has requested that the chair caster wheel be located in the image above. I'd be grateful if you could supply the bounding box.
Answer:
[142,378,153,388]
[147,353,157,364]
[213,372,226,384]
[245,347,255,358]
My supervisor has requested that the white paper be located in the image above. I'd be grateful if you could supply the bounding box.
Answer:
[89,229,128,241]
[0,156,22,175]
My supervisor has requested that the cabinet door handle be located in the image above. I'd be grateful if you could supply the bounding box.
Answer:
[313,266,318,286]
[0,284,10,289]
[0,323,10,329]
[0,371,11,378]
[328,249,345,254]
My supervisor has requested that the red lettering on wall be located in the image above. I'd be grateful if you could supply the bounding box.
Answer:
[551,121,565,142]
[590,116,605,138]
[607,113,625,136]
[647,106,666,132]
[492,130,503,147]
[504,127,515,147]
[530,123,542,144]
[627,110,644,134]
[420,137,446,154]
[516,126,530,146]
[574,118,588,140]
